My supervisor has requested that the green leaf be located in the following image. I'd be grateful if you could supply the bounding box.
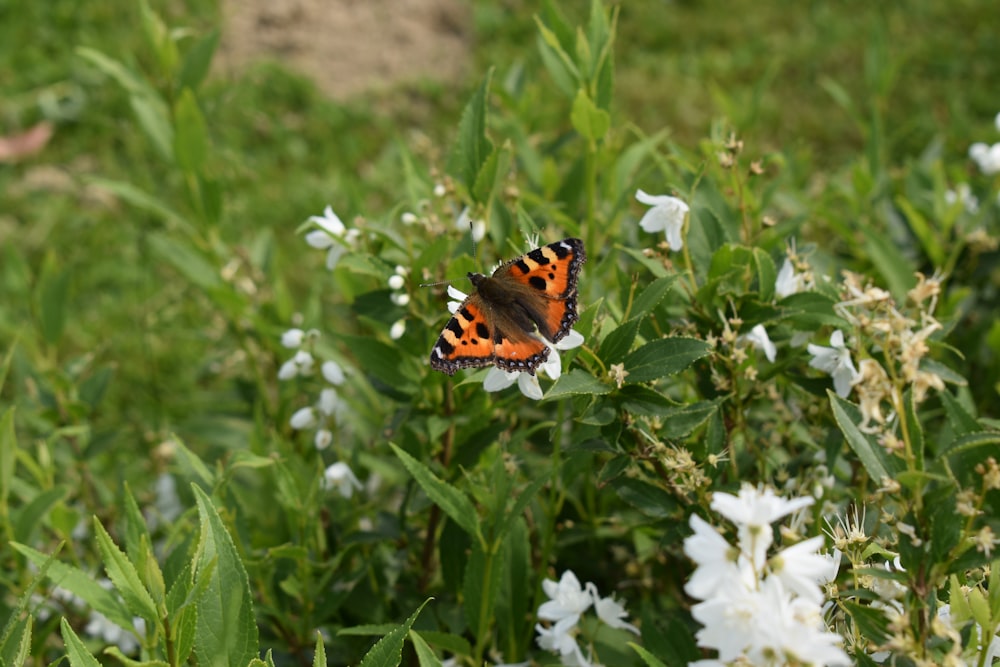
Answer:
[342,335,417,396]
[659,400,722,439]
[179,29,220,91]
[389,444,481,541]
[623,337,712,384]
[13,543,135,630]
[130,94,174,162]
[829,391,900,483]
[570,89,609,142]
[192,485,259,667]
[408,631,442,667]
[93,519,159,623]
[842,601,891,645]
[462,544,501,642]
[60,618,103,667]
[613,477,678,519]
[148,231,221,291]
[36,259,70,345]
[630,643,667,667]
[13,486,66,544]
[174,89,209,172]
[0,611,31,667]
[313,631,327,667]
[446,70,495,195]
[414,631,470,657]
[0,407,15,512]
[546,369,612,398]
[630,275,679,319]
[939,390,981,437]
[777,292,847,329]
[860,224,915,302]
[358,599,431,667]
[85,178,191,231]
[0,341,12,394]
[751,247,777,302]
[599,318,641,366]
[533,16,579,97]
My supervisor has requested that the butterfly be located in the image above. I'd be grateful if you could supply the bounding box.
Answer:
[430,238,586,376]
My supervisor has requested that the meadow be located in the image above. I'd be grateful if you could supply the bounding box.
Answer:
[2,1,1000,665]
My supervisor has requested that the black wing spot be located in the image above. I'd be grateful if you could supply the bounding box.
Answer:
[512,259,531,274]
[475,322,490,339]
[528,276,547,290]
[527,248,551,265]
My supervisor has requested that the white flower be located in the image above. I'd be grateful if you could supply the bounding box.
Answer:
[316,388,340,416]
[538,570,593,627]
[389,319,406,340]
[739,324,776,363]
[277,359,298,380]
[535,622,592,667]
[775,258,807,299]
[591,591,639,635]
[945,183,979,214]
[322,360,345,385]
[323,462,362,498]
[636,189,689,250]
[684,514,752,600]
[401,211,418,225]
[305,205,359,270]
[281,328,305,348]
[711,484,814,569]
[482,329,584,400]
[807,330,861,398]
[391,292,410,306]
[768,536,835,604]
[289,407,317,430]
[388,274,405,290]
[969,142,1000,175]
[434,183,446,197]
[456,206,486,242]
[446,285,468,313]
[314,429,332,450]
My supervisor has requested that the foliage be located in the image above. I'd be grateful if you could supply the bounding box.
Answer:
[2,0,1000,666]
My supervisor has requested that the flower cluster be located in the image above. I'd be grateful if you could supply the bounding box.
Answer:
[683,484,847,667]
[534,570,638,666]
[388,265,409,340]
[280,327,348,450]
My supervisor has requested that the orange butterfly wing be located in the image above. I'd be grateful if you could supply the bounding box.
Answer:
[430,238,586,376]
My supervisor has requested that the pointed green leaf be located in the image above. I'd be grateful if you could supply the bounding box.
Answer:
[179,29,220,91]
[358,599,431,667]
[0,407,15,511]
[630,643,667,667]
[174,89,208,173]
[192,485,259,667]
[389,444,480,541]
[630,275,679,319]
[36,259,70,345]
[570,89,609,142]
[829,391,900,483]
[13,542,135,629]
[93,519,159,623]
[313,631,327,667]
[546,369,612,398]
[60,618,102,667]
[447,71,495,195]
[623,337,712,384]
[408,631,441,667]
[148,231,221,291]
[462,544,501,642]
[0,613,31,667]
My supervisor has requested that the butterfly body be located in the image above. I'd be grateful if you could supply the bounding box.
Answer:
[430,238,586,376]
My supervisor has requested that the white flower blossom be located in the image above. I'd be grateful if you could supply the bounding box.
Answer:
[281,328,306,348]
[775,258,807,299]
[739,324,776,362]
[314,429,333,450]
[945,183,979,214]
[305,205,360,270]
[636,189,690,250]
[807,330,861,398]
[323,462,362,498]
[289,407,317,430]
[969,141,1000,175]
[389,319,406,340]
[538,570,593,627]
[322,360,345,385]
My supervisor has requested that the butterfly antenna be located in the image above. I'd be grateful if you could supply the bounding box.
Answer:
[418,279,452,288]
